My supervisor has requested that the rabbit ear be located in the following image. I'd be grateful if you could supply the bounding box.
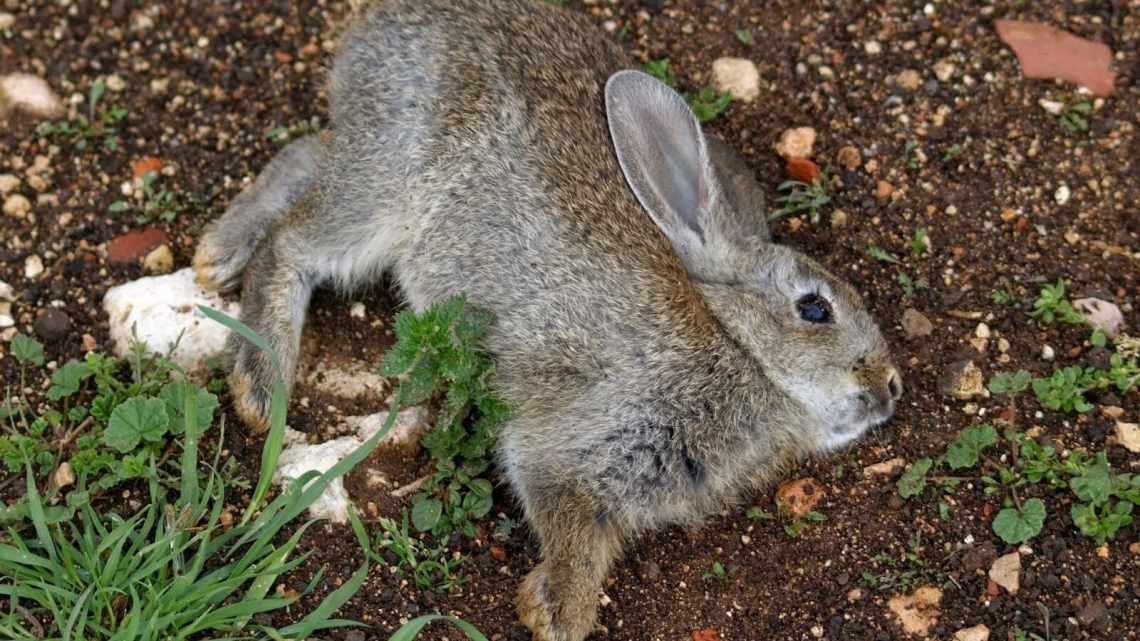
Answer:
[606,70,742,281]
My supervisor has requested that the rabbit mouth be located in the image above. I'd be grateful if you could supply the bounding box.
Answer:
[822,400,895,450]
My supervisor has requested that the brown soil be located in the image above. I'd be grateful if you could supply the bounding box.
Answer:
[1,1,1137,640]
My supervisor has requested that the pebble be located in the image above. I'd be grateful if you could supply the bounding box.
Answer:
[0,280,13,302]
[933,58,956,82]
[106,228,169,264]
[0,302,12,329]
[1113,422,1140,453]
[349,302,367,319]
[896,69,922,91]
[1072,298,1124,338]
[0,12,14,29]
[875,180,895,199]
[50,462,75,490]
[774,127,817,160]
[1042,345,1055,360]
[954,624,990,641]
[34,308,73,342]
[975,322,991,339]
[775,477,824,519]
[989,552,1020,594]
[24,255,44,279]
[143,244,174,274]
[939,359,985,399]
[887,586,941,636]
[105,74,127,92]
[0,73,64,118]
[1054,184,1071,205]
[863,457,905,480]
[902,308,934,339]
[830,209,848,228]
[711,57,761,103]
[3,193,30,218]
[865,40,883,55]
[1038,99,1064,115]
[837,146,861,170]
[0,174,19,194]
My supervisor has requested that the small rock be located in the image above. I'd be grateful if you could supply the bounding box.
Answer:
[786,157,821,182]
[902,308,934,338]
[0,73,64,118]
[711,57,760,103]
[995,20,1116,96]
[1054,185,1071,205]
[1042,345,1055,361]
[34,308,72,342]
[865,40,882,55]
[932,58,956,82]
[349,302,366,319]
[975,323,991,339]
[836,146,861,170]
[863,457,905,480]
[875,180,895,200]
[887,586,942,636]
[960,541,997,573]
[846,588,863,603]
[143,244,174,274]
[0,174,19,194]
[939,360,985,399]
[1095,544,1109,559]
[0,280,14,302]
[82,333,98,351]
[1100,405,1124,419]
[24,255,44,279]
[103,268,240,375]
[105,74,126,92]
[954,624,990,641]
[131,157,164,179]
[0,12,14,30]
[775,127,817,160]
[896,69,922,91]
[50,462,75,490]
[1113,422,1140,453]
[491,546,507,561]
[988,551,1020,594]
[1038,99,1064,115]
[1072,298,1124,338]
[1077,600,1107,626]
[775,477,825,519]
[106,228,169,264]
[3,193,30,218]
[830,209,848,228]
[0,303,12,329]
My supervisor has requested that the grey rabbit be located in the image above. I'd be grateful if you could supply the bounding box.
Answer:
[193,0,902,639]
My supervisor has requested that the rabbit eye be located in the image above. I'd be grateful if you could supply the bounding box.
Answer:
[796,294,832,324]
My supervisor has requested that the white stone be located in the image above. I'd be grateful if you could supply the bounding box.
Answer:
[3,194,30,218]
[1073,298,1125,338]
[0,174,19,194]
[1042,345,1055,360]
[304,360,389,400]
[102,267,240,375]
[1114,422,1140,453]
[711,57,761,103]
[1054,185,1071,205]
[349,302,366,319]
[0,301,13,328]
[865,40,883,55]
[0,73,64,119]
[142,244,174,274]
[954,624,990,641]
[933,59,956,82]
[1038,99,1064,115]
[0,280,13,301]
[275,406,430,523]
[23,255,43,279]
[105,75,126,92]
[0,12,14,30]
[774,127,817,160]
[989,552,1020,594]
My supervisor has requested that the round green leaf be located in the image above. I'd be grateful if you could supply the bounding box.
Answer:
[103,397,170,453]
[411,498,443,532]
[992,498,1046,544]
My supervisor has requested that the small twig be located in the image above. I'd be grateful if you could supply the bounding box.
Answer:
[16,604,44,638]
[391,475,431,498]
[56,415,95,454]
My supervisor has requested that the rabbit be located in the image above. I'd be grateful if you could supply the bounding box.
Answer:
[193,1,902,639]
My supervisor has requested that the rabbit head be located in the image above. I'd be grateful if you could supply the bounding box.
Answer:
[607,70,902,452]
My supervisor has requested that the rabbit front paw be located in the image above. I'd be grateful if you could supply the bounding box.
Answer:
[229,350,274,432]
[517,568,558,641]
[193,232,252,293]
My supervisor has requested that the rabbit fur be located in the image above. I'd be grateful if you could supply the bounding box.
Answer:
[193,1,902,639]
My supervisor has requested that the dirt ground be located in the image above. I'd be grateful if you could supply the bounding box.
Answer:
[1,1,1137,640]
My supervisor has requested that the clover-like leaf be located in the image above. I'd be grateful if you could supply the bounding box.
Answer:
[946,424,998,470]
[992,498,1046,544]
[103,397,170,453]
[897,458,933,499]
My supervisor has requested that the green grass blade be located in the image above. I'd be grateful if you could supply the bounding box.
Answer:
[279,561,369,638]
[388,616,491,641]
[24,464,57,563]
[180,382,200,507]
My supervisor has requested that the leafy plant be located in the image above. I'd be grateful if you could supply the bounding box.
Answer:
[0,338,381,640]
[867,245,900,265]
[897,458,933,499]
[702,560,736,581]
[371,512,466,592]
[1068,453,1137,545]
[909,228,930,256]
[1029,279,1083,325]
[783,511,826,538]
[36,79,127,151]
[945,425,998,470]
[266,115,323,145]
[903,139,921,170]
[771,174,831,223]
[109,171,186,223]
[991,288,1015,305]
[641,59,732,123]
[992,498,1046,544]
[897,272,928,298]
[380,295,508,538]
[1031,366,1097,413]
[389,615,489,641]
[1059,101,1092,135]
[735,29,753,44]
[988,370,1032,395]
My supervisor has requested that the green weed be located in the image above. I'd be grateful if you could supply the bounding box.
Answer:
[1029,279,1083,325]
[771,174,831,223]
[36,79,126,151]
[109,171,186,223]
[642,59,732,123]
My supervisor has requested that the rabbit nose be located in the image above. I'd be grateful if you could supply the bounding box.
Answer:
[886,367,903,400]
